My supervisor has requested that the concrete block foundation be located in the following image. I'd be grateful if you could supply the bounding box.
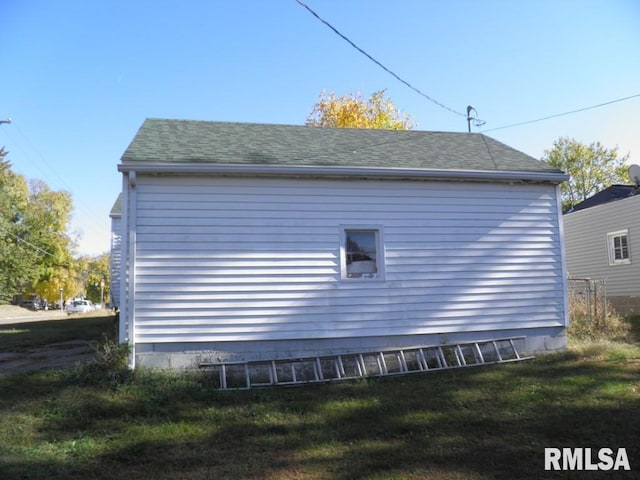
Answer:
[133,327,567,370]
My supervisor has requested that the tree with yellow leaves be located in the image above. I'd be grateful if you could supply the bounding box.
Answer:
[306,89,414,130]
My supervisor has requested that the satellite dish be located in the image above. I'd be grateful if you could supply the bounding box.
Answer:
[629,164,640,187]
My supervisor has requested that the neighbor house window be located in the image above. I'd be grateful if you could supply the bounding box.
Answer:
[341,227,384,280]
[607,230,631,265]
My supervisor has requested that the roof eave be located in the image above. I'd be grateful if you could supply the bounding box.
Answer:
[117,162,569,184]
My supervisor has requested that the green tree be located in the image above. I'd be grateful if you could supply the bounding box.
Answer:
[0,148,34,302]
[542,137,630,211]
[0,148,77,303]
[307,89,414,130]
[81,253,110,305]
[26,180,77,303]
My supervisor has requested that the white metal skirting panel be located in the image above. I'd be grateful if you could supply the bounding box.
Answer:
[132,176,566,343]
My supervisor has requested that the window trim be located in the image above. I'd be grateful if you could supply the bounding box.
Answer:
[340,225,385,281]
[607,229,631,266]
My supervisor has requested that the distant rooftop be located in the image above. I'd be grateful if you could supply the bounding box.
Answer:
[567,185,640,213]
[110,193,122,217]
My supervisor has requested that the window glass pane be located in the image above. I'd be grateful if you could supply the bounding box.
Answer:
[614,236,623,260]
[346,230,377,278]
[612,234,630,261]
[620,235,629,259]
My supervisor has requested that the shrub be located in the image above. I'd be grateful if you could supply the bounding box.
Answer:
[74,334,132,386]
[568,291,631,341]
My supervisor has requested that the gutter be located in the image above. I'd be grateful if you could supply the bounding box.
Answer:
[117,162,569,184]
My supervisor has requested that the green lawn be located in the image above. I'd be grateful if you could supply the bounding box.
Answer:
[0,314,115,352]
[0,316,638,479]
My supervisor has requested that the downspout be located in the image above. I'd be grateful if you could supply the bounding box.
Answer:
[126,171,137,368]
[118,175,129,345]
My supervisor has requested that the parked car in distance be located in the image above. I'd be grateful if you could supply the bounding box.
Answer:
[20,296,43,311]
[66,300,95,314]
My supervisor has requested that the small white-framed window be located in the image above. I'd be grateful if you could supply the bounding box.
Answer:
[607,229,631,265]
[340,226,385,280]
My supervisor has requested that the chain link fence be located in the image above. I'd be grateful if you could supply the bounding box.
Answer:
[567,277,608,328]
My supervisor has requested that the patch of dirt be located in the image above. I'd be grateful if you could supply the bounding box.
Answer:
[0,305,110,375]
[0,340,96,375]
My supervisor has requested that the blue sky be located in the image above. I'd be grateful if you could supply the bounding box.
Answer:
[1,0,638,255]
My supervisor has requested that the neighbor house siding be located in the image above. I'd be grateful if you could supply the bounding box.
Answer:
[110,213,122,308]
[130,175,565,345]
[564,194,640,296]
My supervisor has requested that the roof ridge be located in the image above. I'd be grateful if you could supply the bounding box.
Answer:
[143,117,477,136]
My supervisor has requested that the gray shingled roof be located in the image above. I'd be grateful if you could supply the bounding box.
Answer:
[567,185,640,213]
[110,193,122,216]
[121,118,561,174]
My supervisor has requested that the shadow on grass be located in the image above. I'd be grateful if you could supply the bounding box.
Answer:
[1,347,638,480]
[626,314,640,342]
[0,315,116,352]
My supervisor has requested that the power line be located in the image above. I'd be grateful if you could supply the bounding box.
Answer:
[481,94,640,133]
[0,226,74,271]
[0,123,107,238]
[0,226,54,258]
[295,0,466,118]
[295,1,639,134]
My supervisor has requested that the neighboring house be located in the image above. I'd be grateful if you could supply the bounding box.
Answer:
[109,193,122,309]
[564,185,640,313]
[115,118,569,369]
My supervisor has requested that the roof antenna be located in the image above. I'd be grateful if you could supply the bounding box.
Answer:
[466,106,485,133]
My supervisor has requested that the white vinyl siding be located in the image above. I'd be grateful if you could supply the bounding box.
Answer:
[109,214,122,307]
[131,176,565,344]
[564,195,640,296]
